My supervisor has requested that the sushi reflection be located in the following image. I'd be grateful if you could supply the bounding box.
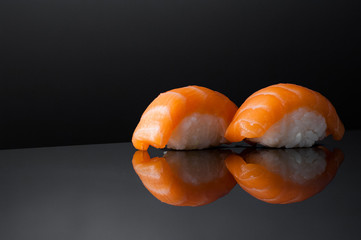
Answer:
[132,149,237,206]
[226,146,344,204]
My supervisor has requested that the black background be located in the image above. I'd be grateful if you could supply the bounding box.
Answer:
[1,0,360,149]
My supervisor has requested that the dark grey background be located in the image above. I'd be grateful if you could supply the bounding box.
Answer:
[1,0,360,148]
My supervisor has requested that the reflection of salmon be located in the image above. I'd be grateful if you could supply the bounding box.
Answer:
[132,150,236,206]
[225,147,344,204]
[132,86,238,150]
[225,83,344,147]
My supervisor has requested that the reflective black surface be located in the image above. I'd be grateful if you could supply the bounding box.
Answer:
[1,131,360,239]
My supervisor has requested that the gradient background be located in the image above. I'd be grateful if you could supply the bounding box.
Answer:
[1,0,360,149]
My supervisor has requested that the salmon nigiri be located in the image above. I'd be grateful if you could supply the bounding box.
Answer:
[132,86,238,150]
[225,147,344,204]
[225,83,344,148]
[132,150,236,206]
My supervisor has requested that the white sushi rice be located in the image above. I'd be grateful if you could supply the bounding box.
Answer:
[250,108,327,148]
[167,113,227,150]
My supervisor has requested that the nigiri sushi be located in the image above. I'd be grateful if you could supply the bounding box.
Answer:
[132,86,238,150]
[132,150,236,206]
[225,83,344,148]
[225,147,344,204]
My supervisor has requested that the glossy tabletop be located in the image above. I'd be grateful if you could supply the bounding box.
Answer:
[0,131,360,240]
